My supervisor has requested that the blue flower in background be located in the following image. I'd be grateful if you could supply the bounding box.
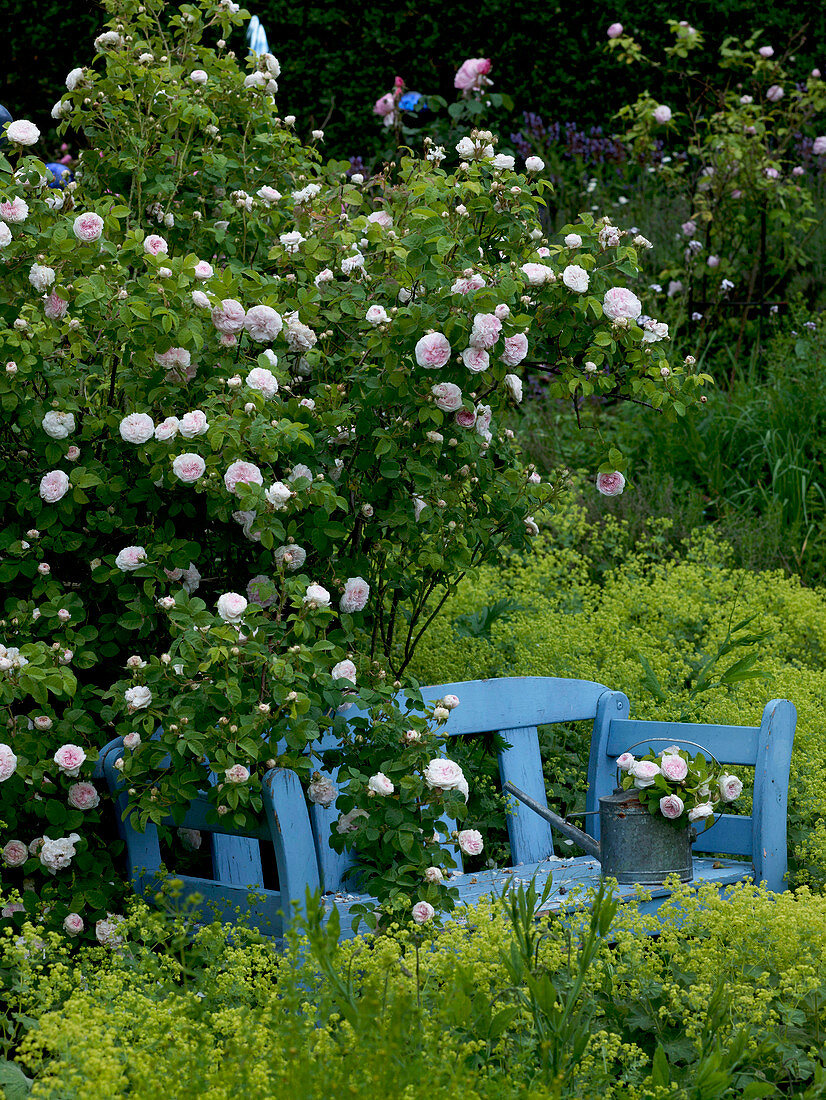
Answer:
[45,162,73,189]
[0,104,12,148]
[398,91,428,113]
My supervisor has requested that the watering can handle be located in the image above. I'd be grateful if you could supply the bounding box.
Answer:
[503,782,601,860]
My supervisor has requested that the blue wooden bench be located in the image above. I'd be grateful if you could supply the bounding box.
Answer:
[98,676,796,939]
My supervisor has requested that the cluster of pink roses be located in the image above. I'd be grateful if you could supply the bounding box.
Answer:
[617,745,744,825]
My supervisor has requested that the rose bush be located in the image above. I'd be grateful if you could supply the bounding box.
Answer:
[0,0,704,936]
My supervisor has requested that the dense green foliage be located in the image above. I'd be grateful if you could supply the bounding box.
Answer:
[4,882,826,1097]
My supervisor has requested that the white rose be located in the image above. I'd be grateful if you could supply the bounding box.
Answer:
[368,772,394,796]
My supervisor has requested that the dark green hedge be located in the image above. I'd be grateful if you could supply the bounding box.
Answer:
[1,0,824,162]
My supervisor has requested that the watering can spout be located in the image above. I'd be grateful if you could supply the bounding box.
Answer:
[504,782,601,860]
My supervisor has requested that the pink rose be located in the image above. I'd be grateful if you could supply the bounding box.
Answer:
[366,305,390,324]
[179,410,209,438]
[72,212,104,243]
[759,45,774,58]
[451,273,486,294]
[718,774,743,802]
[462,346,490,374]
[307,775,338,807]
[95,913,125,947]
[123,732,141,750]
[244,304,283,342]
[681,220,697,237]
[373,92,395,118]
[154,416,180,442]
[67,782,100,810]
[44,292,69,320]
[54,744,87,778]
[442,694,460,710]
[455,408,477,428]
[457,828,483,856]
[0,197,29,223]
[6,119,40,145]
[629,759,660,788]
[424,866,444,883]
[246,367,279,397]
[211,298,247,334]
[172,453,206,483]
[194,260,214,280]
[224,460,263,494]
[340,576,370,614]
[216,592,248,622]
[225,764,250,784]
[40,469,70,503]
[143,234,168,256]
[367,211,393,229]
[607,22,623,37]
[115,545,147,571]
[412,900,436,924]
[66,445,80,461]
[603,287,642,321]
[596,471,626,497]
[813,136,826,156]
[470,313,502,349]
[652,105,672,124]
[660,754,688,782]
[424,758,467,796]
[336,807,369,834]
[154,347,191,371]
[616,752,635,771]
[659,794,685,819]
[766,84,784,103]
[63,913,84,936]
[431,382,463,411]
[454,57,492,92]
[688,801,715,823]
[2,839,28,867]
[415,332,451,369]
[119,413,155,444]
[0,744,18,782]
[331,659,357,684]
[368,772,394,796]
[501,333,529,367]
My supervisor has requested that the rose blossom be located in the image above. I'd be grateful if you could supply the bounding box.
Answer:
[660,794,685,819]
[67,782,100,810]
[273,544,306,570]
[119,413,155,444]
[454,57,492,92]
[54,744,87,777]
[596,470,626,497]
[224,460,263,494]
[412,900,436,924]
[63,913,84,936]
[39,470,70,503]
[813,136,826,156]
[216,592,247,622]
[72,212,104,243]
[154,347,191,372]
[603,287,642,321]
[462,346,490,373]
[688,801,715,823]
[366,304,390,325]
[0,197,29,223]
[246,367,279,398]
[504,374,523,403]
[470,313,502,349]
[766,84,784,103]
[225,764,250,784]
[336,807,369,834]
[266,482,292,509]
[193,260,214,281]
[455,407,477,428]
[34,715,54,729]
[629,759,660,788]
[2,839,27,867]
[29,264,55,292]
[451,273,486,294]
[304,583,331,608]
[6,119,40,145]
[40,833,81,874]
[521,262,554,286]
[525,155,545,172]
[331,659,357,684]
[415,332,451,369]
[0,223,11,247]
[124,685,152,711]
[368,772,394,797]
[653,105,672,124]
[95,913,125,947]
[431,382,463,412]
[718,774,743,802]
[123,732,141,750]
[340,576,370,614]
[424,759,468,799]
[501,333,529,367]
[211,299,246,334]
[244,304,283,342]
[607,22,623,37]
[172,453,206,483]
[143,234,168,256]
[42,411,75,439]
[457,829,483,856]
[307,775,338,807]
[44,292,69,320]
[0,744,18,782]
[179,410,209,438]
[660,755,688,782]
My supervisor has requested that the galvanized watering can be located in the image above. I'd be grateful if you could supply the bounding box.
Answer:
[504,739,718,885]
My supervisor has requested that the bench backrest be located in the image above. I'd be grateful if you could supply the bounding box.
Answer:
[586,693,796,891]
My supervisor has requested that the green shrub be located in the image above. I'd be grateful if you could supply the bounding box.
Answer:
[407,489,826,890]
[6,881,826,1097]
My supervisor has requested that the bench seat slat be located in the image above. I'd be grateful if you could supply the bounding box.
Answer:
[607,719,760,766]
